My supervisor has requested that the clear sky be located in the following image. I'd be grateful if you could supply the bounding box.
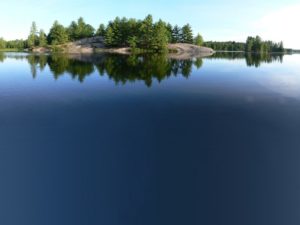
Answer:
[1,0,299,48]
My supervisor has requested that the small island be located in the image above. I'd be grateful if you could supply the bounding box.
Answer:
[0,14,292,57]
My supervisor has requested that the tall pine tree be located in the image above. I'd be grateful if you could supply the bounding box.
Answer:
[181,24,193,44]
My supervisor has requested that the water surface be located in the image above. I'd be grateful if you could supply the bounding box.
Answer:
[0,52,300,225]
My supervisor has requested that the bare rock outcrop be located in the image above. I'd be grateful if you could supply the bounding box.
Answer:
[168,43,214,59]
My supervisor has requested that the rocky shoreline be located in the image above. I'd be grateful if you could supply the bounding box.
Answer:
[32,36,214,59]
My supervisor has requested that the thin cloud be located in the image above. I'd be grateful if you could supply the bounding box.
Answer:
[252,3,300,48]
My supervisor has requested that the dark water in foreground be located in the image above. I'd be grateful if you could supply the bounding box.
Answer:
[0,52,300,225]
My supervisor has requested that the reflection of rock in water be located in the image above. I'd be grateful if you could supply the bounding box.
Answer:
[19,53,204,86]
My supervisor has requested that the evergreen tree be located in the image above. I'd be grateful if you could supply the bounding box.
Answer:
[253,35,262,52]
[139,15,154,49]
[68,21,78,40]
[68,17,95,40]
[165,23,173,43]
[28,22,37,48]
[0,38,6,49]
[107,17,122,46]
[105,26,114,46]
[38,29,47,47]
[181,24,193,43]
[96,24,106,36]
[152,20,169,51]
[279,41,284,52]
[83,24,95,38]
[246,37,254,52]
[194,33,203,46]
[48,21,69,45]
[172,25,181,43]
[128,36,137,51]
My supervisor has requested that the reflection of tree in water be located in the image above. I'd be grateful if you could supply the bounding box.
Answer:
[194,58,203,69]
[3,53,202,85]
[95,54,200,87]
[27,54,200,86]
[209,52,284,67]
[245,53,283,67]
[0,53,5,62]
[27,55,48,78]
[47,55,70,78]
[47,55,95,82]
[208,52,245,60]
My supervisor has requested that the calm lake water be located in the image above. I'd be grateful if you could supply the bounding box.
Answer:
[1,52,300,225]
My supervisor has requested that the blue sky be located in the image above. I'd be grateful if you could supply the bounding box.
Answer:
[1,0,300,48]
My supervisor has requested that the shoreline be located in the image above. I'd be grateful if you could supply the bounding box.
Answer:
[30,43,215,59]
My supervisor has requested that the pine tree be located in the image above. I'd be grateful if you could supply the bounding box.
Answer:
[68,17,95,40]
[246,37,254,52]
[165,23,173,43]
[28,22,37,48]
[0,38,6,49]
[105,26,114,47]
[96,24,106,36]
[181,24,193,44]
[279,41,284,52]
[128,36,137,51]
[152,20,169,51]
[139,15,154,49]
[172,25,181,43]
[68,21,78,40]
[38,29,47,47]
[48,21,69,45]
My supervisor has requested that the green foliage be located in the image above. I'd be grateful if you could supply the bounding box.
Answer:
[68,17,95,41]
[4,39,26,49]
[171,25,181,43]
[194,58,203,69]
[0,38,6,49]
[101,15,196,51]
[96,24,106,36]
[139,15,154,49]
[104,26,114,46]
[38,29,47,47]
[204,41,245,51]
[103,15,168,52]
[204,36,285,53]
[28,22,38,48]
[246,36,285,53]
[165,23,173,43]
[48,21,69,45]
[152,20,169,51]
[209,52,284,67]
[128,36,137,51]
[181,24,193,44]
[194,34,203,46]
[20,53,198,86]
[2,15,288,54]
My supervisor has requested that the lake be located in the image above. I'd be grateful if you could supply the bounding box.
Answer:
[0,52,300,225]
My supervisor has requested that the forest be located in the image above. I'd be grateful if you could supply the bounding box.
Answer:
[204,36,285,53]
[0,15,203,52]
[0,15,285,53]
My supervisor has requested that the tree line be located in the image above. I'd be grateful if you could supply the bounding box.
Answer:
[245,36,284,53]
[0,15,204,52]
[203,36,285,53]
[0,17,286,53]
[203,41,245,52]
